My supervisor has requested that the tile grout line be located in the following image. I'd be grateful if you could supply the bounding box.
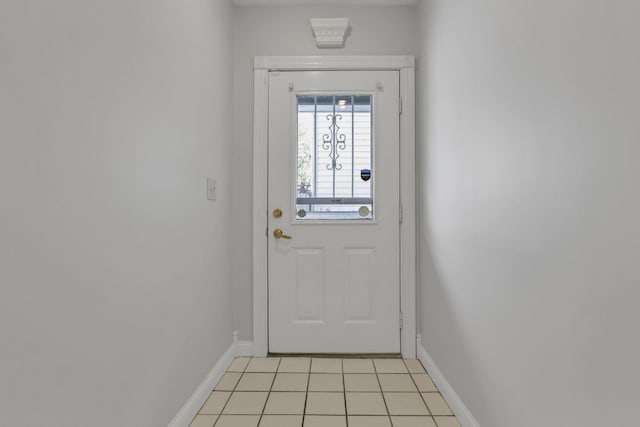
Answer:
[433,415,460,427]
[342,358,348,427]
[257,357,282,426]
[302,358,311,426]
[417,359,460,422]
[211,357,249,427]
[372,359,394,426]
[409,358,458,423]
[403,358,437,427]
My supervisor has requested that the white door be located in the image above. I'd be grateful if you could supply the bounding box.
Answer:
[268,70,400,353]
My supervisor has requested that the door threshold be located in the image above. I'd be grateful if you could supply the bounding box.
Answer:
[268,353,401,359]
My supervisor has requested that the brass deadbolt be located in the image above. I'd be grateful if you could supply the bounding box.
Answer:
[272,208,283,218]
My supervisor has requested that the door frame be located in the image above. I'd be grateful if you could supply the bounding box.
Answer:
[252,56,416,358]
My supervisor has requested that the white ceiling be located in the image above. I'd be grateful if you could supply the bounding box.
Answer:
[233,0,417,6]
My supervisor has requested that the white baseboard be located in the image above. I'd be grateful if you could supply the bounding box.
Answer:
[416,335,481,427]
[167,337,237,427]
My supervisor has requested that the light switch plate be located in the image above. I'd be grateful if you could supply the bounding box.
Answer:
[207,177,217,201]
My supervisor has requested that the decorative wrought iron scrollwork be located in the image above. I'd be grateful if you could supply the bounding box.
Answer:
[322,113,347,170]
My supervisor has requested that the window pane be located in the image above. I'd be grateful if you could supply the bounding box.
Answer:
[296,95,373,220]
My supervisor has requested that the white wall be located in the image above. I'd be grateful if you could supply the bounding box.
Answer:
[0,1,234,426]
[417,1,640,426]
[232,4,417,340]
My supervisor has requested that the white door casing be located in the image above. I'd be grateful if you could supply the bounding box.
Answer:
[253,56,416,357]
[268,70,400,353]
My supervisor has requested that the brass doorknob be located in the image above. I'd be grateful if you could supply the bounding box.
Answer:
[273,229,292,239]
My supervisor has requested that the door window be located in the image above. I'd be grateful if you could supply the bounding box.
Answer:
[296,95,373,220]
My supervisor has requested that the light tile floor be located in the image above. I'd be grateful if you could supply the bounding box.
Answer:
[190,357,460,427]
